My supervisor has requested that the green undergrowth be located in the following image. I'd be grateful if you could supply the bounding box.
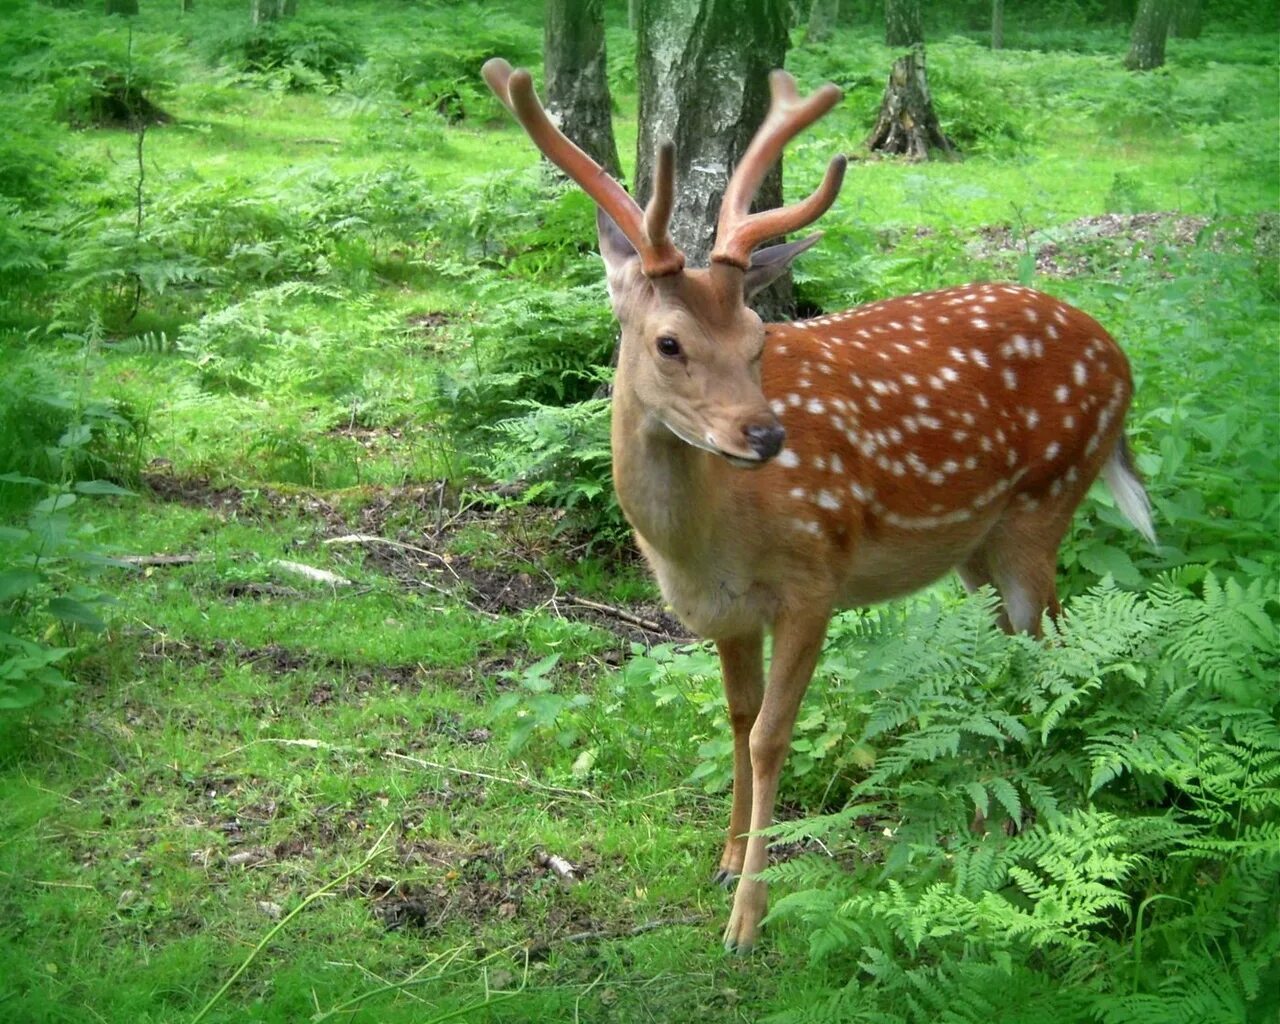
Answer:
[1,1,1278,1021]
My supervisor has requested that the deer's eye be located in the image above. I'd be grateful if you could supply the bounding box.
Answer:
[656,335,682,358]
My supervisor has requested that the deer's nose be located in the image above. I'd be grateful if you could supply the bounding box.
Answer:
[744,422,786,460]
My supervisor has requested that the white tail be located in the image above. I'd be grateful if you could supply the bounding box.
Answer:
[483,60,1154,952]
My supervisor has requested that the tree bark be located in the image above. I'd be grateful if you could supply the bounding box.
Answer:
[635,0,795,318]
[106,0,139,14]
[991,0,1004,49]
[1123,0,1173,70]
[804,0,839,44]
[884,0,922,47]
[866,45,956,161]
[1170,0,1202,38]
[544,0,622,179]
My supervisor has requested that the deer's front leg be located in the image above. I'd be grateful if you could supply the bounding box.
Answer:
[713,632,765,886]
[723,606,830,954]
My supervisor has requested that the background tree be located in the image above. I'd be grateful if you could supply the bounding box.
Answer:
[1124,0,1174,70]
[992,0,1004,49]
[804,0,840,45]
[867,45,955,160]
[635,0,795,316]
[884,0,922,47]
[105,0,138,14]
[1171,0,1203,38]
[252,0,297,26]
[544,0,621,178]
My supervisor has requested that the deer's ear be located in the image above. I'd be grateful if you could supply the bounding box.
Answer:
[597,207,640,300]
[743,233,823,299]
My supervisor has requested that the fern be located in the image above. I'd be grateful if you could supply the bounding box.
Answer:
[756,574,1280,1023]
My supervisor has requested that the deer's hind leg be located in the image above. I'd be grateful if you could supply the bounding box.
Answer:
[963,502,1076,637]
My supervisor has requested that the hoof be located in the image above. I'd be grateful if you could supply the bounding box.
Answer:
[712,868,739,889]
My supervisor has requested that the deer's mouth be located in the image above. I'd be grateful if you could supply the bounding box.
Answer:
[661,418,772,467]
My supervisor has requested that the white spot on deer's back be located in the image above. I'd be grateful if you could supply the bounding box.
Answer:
[777,449,799,468]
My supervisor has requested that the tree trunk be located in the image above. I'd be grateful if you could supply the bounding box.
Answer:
[884,0,922,47]
[544,0,622,179]
[636,0,795,318]
[252,0,296,26]
[182,0,195,12]
[804,0,839,44]
[105,0,139,14]
[1123,0,1173,70]
[866,45,956,161]
[1170,0,1202,38]
[991,0,1004,49]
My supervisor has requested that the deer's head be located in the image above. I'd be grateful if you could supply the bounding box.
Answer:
[482,61,846,467]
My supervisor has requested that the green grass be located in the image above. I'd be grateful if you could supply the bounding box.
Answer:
[1,1,1277,1021]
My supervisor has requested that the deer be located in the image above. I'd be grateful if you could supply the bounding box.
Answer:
[481,59,1155,953]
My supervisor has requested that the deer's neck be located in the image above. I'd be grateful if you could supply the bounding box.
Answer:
[610,387,720,563]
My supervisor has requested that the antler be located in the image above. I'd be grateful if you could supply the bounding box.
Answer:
[711,71,847,270]
[482,58,685,278]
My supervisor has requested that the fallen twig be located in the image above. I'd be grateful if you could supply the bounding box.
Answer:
[324,533,461,580]
[384,751,599,802]
[112,553,209,567]
[534,848,580,885]
[269,559,352,587]
[564,596,673,635]
[527,915,705,955]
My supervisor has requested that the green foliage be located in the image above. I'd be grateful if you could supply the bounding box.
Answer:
[743,578,1280,1023]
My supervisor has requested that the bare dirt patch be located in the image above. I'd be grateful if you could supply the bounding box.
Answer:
[967,210,1242,277]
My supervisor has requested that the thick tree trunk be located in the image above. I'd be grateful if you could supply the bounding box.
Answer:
[544,0,622,179]
[991,0,1004,49]
[636,0,795,318]
[884,0,922,47]
[1170,0,1202,38]
[1123,0,1173,70]
[804,0,840,44]
[106,0,139,14]
[866,46,956,161]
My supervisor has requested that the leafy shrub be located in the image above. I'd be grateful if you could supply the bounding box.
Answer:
[0,327,142,713]
[0,358,148,516]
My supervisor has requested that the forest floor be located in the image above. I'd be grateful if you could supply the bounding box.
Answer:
[2,3,1277,1022]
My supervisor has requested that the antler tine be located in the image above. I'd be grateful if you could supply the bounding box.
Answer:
[644,141,678,261]
[711,70,846,270]
[481,58,684,278]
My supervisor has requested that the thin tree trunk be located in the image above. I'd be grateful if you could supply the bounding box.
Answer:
[636,0,795,318]
[544,0,622,179]
[884,0,922,47]
[106,0,139,14]
[805,0,840,44]
[1123,0,1173,70]
[991,0,1004,49]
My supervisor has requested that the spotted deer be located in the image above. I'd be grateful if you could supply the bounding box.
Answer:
[482,60,1155,953]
